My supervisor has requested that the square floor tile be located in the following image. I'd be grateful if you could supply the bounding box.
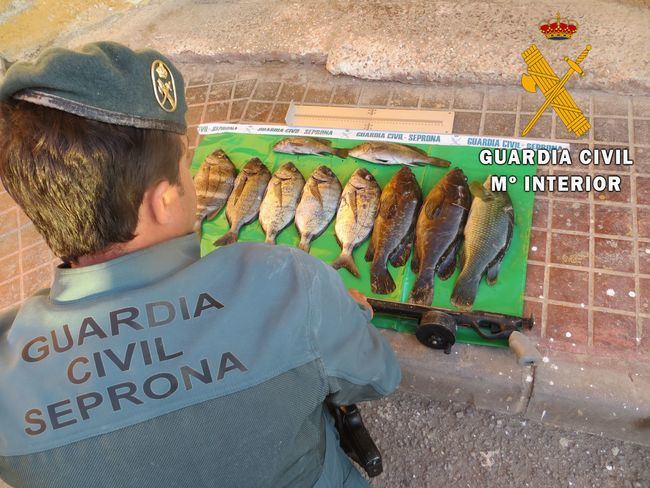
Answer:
[548,267,589,304]
[594,238,635,273]
[593,273,636,312]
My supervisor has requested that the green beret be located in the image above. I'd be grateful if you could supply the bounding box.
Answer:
[0,42,187,134]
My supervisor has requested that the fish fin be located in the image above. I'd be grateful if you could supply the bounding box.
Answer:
[370,263,396,295]
[469,182,494,201]
[405,144,429,157]
[411,243,421,273]
[229,173,248,203]
[486,255,504,286]
[332,253,360,278]
[424,192,445,220]
[364,238,375,262]
[375,158,391,164]
[319,139,332,146]
[272,180,283,207]
[348,191,358,221]
[437,241,460,281]
[298,234,312,253]
[206,207,223,221]
[389,234,413,268]
[311,181,323,207]
[409,273,434,306]
[334,148,349,159]
[426,156,452,167]
[450,272,481,311]
[213,230,238,246]
[458,243,466,270]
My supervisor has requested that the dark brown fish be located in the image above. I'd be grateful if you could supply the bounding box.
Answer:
[193,149,237,233]
[451,176,514,311]
[213,158,271,246]
[409,168,471,305]
[365,167,422,294]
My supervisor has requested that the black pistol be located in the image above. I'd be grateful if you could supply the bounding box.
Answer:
[328,403,383,478]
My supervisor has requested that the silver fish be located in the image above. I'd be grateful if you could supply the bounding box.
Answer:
[213,158,271,246]
[193,149,237,233]
[273,137,348,158]
[450,176,514,311]
[259,162,305,244]
[348,142,450,167]
[295,166,342,252]
[332,169,381,277]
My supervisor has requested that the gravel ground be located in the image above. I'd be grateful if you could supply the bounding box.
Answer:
[360,389,650,488]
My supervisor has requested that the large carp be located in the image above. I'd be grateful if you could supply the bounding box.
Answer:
[450,176,514,310]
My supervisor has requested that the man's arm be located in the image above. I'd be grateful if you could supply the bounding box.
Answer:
[297,252,401,405]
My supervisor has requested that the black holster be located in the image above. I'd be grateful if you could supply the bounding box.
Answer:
[327,403,383,478]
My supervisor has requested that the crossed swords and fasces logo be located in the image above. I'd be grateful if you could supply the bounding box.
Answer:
[151,60,177,113]
[520,44,591,138]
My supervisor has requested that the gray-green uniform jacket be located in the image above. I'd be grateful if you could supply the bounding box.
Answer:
[0,234,401,487]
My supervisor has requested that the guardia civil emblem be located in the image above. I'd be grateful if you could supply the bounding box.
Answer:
[151,60,177,112]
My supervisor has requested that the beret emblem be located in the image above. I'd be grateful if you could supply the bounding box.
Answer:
[151,60,177,112]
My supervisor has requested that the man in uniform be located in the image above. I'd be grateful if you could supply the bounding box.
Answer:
[0,42,401,487]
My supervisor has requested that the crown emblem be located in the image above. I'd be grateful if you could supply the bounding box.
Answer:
[539,12,578,40]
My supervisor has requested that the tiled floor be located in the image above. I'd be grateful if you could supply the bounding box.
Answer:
[1,62,648,364]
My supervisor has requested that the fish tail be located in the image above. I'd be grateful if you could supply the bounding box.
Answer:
[427,156,451,168]
[213,230,238,247]
[298,234,311,253]
[264,233,276,245]
[334,148,349,159]
[370,262,396,295]
[193,219,203,234]
[409,273,434,305]
[332,252,360,278]
[450,272,480,311]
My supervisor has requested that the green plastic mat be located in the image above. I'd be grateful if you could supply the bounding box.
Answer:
[191,133,537,347]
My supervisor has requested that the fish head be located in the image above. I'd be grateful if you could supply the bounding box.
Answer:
[349,168,375,188]
[313,165,336,182]
[442,168,467,186]
[275,161,301,179]
[243,157,266,175]
[393,166,416,182]
[273,138,298,152]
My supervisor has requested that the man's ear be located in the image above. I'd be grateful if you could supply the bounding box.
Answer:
[147,179,174,225]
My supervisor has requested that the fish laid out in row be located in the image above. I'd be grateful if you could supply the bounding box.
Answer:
[195,147,514,311]
[273,137,450,168]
